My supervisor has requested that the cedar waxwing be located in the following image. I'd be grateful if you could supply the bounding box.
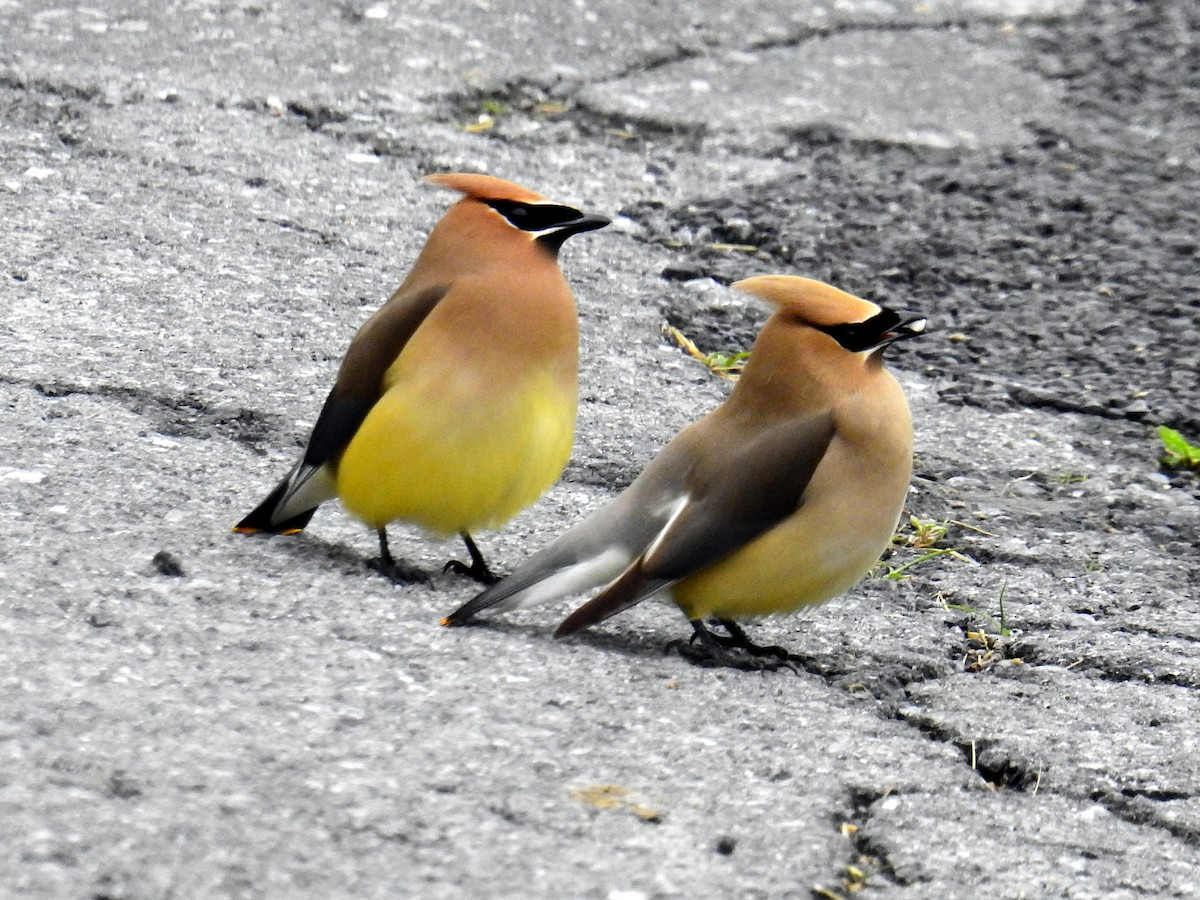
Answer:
[443,275,927,666]
[234,173,610,582]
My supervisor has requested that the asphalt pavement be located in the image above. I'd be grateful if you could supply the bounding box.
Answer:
[2,0,1198,898]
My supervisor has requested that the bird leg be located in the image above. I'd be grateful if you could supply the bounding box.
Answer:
[443,532,501,585]
[670,619,799,672]
[367,527,429,583]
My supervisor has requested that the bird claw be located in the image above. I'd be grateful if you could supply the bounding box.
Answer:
[667,619,802,673]
[709,632,791,660]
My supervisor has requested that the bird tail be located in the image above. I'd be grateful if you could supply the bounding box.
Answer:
[442,545,633,627]
[232,475,320,535]
[553,563,675,638]
[441,578,529,627]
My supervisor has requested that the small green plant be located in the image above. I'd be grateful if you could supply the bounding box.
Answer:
[941,580,1024,673]
[1050,471,1089,484]
[480,99,509,118]
[944,579,1013,639]
[882,547,968,579]
[1157,425,1200,470]
[661,324,749,381]
[895,515,949,549]
[462,99,510,133]
[704,349,751,379]
[878,515,976,578]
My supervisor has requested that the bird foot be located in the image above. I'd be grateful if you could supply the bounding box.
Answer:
[442,557,502,585]
[444,532,502,584]
[667,620,801,673]
[668,639,801,673]
[367,556,431,584]
[708,624,792,661]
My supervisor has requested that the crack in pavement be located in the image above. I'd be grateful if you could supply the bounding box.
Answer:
[901,710,1042,792]
[1093,792,1200,845]
[946,376,1164,427]
[253,214,344,248]
[1013,651,1200,691]
[898,696,1200,845]
[834,785,923,892]
[0,71,104,103]
[772,618,1200,861]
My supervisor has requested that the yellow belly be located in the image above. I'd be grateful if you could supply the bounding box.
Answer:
[669,434,909,622]
[335,372,575,535]
[669,511,893,621]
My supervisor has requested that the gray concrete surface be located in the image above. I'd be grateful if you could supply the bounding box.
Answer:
[2,0,1198,898]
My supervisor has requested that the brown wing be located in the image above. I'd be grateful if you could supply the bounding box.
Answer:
[554,411,836,637]
[234,284,447,533]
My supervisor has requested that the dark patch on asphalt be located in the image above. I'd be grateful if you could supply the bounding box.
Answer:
[18,377,288,449]
[622,0,1200,437]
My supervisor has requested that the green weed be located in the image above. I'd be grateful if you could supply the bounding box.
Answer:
[661,324,748,380]
[879,516,978,579]
[1157,425,1200,470]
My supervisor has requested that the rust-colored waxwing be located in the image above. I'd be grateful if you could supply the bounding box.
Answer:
[444,276,926,666]
[234,174,609,582]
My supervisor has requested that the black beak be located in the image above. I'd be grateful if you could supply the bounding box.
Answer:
[538,212,611,252]
[560,212,611,235]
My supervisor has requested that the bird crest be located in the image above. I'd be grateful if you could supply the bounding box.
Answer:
[425,173,546,204]
[734,275,882,328]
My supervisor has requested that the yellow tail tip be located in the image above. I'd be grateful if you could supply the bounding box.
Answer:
[439,617,454,628]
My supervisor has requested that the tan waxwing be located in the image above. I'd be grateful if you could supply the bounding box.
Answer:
[234,174,609,582]
[443,275,926,665]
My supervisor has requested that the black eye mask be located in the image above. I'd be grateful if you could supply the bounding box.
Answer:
[483,199,610,253]
[485,199,591,232]
[815,308,928,352]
